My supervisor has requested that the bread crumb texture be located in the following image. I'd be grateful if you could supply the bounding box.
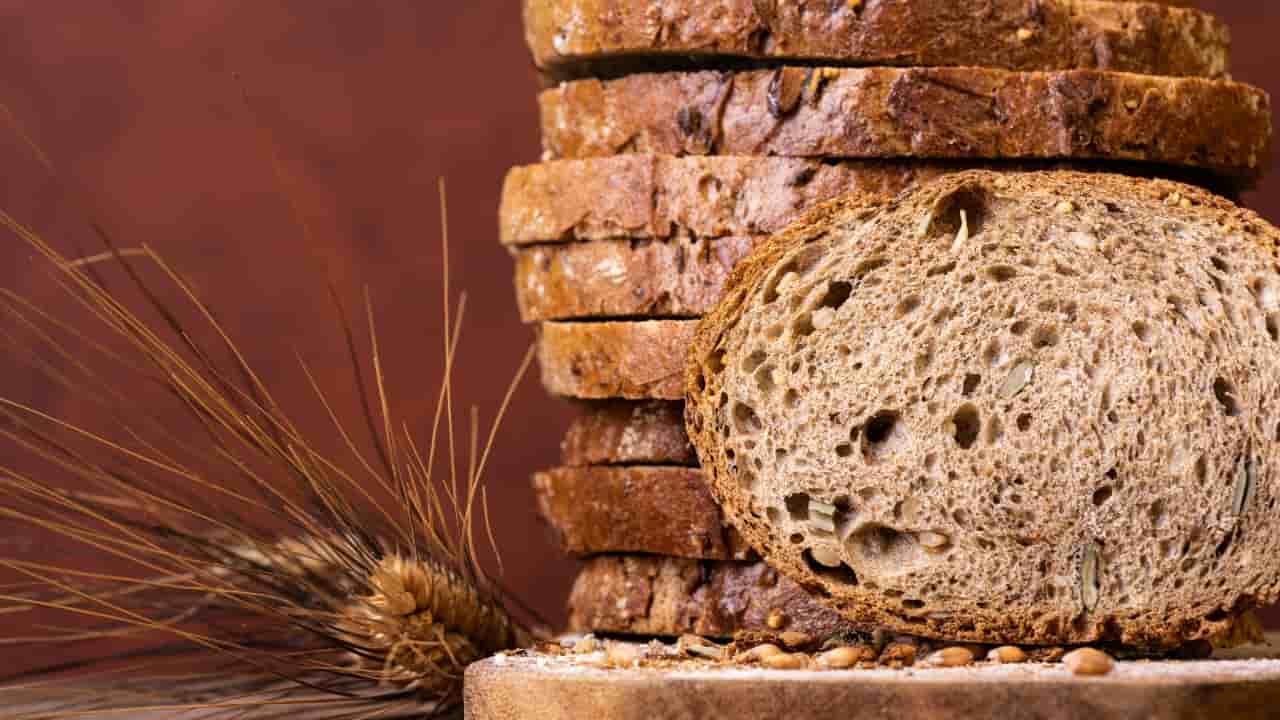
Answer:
[686,170,1280,647]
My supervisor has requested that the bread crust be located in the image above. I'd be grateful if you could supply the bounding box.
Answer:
[539,68,1270,184]
[502,157,1232,248]
[568,555,857,639]
[685,170,1280,647]
[501,157,970,247]
[525,0,1223,79]
[538,320,697,400]
[534,466,750,560]
[560,400,694,466]
[517,237,761,322]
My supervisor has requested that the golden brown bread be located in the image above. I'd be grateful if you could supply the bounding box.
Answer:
[534,466,749,560]
[525,0,1226,79]
[539,68,1271,184]
[538,320,696,400]
[560,400,695,466]
[500,156,945,247]
[567,555,857,639]
[686,171,1280,647]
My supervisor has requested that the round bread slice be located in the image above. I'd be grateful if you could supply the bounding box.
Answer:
[568,555,857,639]
[686,170,1280,648]
[538,68,1270,184]
[534,466,749,560]
[538,320,698,400]
[561,400,694,466]
[525,0,1225,80]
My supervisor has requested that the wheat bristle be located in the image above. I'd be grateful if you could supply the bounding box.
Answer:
[0,148,538,717]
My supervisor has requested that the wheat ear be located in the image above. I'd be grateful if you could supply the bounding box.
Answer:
[0,180,540,718]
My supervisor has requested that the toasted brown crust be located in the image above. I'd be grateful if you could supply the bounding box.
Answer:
[525,0,1224,80]
[534,466,750,561]
[560,400,694,466]
[516,237,761,322]
[501,157,968,247]
[685,170,1280,647]
[467,646,1280,720]
[538,68,1270,183]
[538,321,696,400]
[503,156,1233,248]
[567,555,857,639]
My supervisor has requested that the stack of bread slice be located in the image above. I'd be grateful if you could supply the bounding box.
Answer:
[502,0,1272,642]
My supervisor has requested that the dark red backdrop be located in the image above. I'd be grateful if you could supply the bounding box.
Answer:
[0,1,1276,657]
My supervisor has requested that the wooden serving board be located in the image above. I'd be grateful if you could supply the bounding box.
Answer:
[465,639,1280,720]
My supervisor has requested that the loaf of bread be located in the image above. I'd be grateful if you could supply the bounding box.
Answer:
[539,68,1270,184]
[525,0,1225,79]
[686,171,1280,648]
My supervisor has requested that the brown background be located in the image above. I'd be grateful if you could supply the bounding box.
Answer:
[0,0,1276,655]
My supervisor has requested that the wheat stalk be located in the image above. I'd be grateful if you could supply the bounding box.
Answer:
[0,166,540,717]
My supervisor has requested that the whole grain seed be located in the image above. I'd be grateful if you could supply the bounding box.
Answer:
[1063,647,1115,675]
[987,646,1028,664]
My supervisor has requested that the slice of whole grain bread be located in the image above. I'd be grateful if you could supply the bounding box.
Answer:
[568,555,857,639]
[500,156,936,246]
[502,157,1231,248]
[538,320,698,400]
[538,68,1270,184]
[534,466,749,560]
[560,400,694,466]
[525,0,1224,80]
[516,236,763,322]
[685,170,1280,648]
[508,159,1235,322]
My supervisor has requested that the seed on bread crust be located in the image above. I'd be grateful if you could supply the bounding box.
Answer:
[766,609,787,630]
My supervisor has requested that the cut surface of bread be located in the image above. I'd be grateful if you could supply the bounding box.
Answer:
[525,0,1225,80]
[568,555,856,639]
[534,466,748,560]
[538,320,697,400]
[686,170,1280,647]
[560,400,694,466]
[539,68,1270,183]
